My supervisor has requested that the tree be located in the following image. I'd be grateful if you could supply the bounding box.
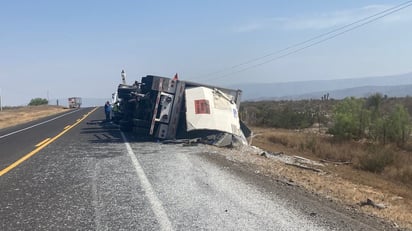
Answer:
[329,97,369,140]
[368,116,387,143]
[364,93,386,143]
[28,98,48,106]
[366,93,383,120]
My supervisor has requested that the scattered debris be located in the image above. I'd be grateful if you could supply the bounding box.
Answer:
[292,155,325,167]
[390,196,403,201]
[182,142,198,147]
[320,159,352,165]
[260,152,267,157]
[359,198,386,209]
[279,178,297,187]
[285,162,323,173]
[393,222,400,228]
[246,145,325,173]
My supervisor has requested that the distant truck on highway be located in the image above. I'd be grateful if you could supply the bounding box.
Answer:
[68,97,82,108]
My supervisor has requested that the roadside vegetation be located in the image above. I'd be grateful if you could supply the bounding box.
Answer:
[241,94,412,186]
[28,98,49,106]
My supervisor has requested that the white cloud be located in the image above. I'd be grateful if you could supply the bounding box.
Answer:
[234,4,412,32]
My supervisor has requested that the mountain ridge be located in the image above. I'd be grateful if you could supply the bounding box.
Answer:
[257,84,412,101]
[226,72,412,101]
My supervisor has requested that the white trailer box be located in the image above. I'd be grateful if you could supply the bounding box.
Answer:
[185,87,245,141]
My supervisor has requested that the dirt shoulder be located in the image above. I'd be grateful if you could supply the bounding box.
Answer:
[0,105,67,130]
[202,149,397,230]
[218,127,412,230]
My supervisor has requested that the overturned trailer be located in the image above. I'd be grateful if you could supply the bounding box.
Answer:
[116,74,251,147]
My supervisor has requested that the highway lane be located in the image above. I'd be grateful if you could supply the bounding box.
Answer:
[0,108,96,171]
[0,108,158,230]
[0,107,394,230]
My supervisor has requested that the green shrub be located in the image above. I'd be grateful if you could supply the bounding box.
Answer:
[329,97,368,140]
[358,147,394,173]
[386,104,411,146]
[28,98,48,106]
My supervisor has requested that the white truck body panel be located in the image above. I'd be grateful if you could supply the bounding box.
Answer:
[185,87,243,137]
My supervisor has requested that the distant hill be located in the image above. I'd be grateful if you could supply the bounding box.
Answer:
[228,72,412,101]
[284,84,412,100]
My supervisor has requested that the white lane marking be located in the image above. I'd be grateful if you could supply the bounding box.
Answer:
[120,132,174,231]
[0,109,81,139]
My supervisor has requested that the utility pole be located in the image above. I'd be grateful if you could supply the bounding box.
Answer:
[0,88,3,112]
[121,69,126,84]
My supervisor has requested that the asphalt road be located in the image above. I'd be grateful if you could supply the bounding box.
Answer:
[0,107,395,230]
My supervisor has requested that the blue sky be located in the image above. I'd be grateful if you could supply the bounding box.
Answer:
[1,0,412,106]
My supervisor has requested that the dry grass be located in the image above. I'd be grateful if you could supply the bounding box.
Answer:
[259,129,357,161]
[0,105,67,129]
[256,127,412,185]
[250,126,412,229]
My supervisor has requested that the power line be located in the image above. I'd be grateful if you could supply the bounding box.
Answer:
[202,1,412,81]
[210,2,412,81]
[231,0,412,69]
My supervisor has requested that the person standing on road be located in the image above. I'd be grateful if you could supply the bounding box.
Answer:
[104,101,111,122]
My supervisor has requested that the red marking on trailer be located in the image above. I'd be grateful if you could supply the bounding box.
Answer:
[194,99,210,114]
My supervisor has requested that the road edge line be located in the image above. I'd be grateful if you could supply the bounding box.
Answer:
[120,131,174,231]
